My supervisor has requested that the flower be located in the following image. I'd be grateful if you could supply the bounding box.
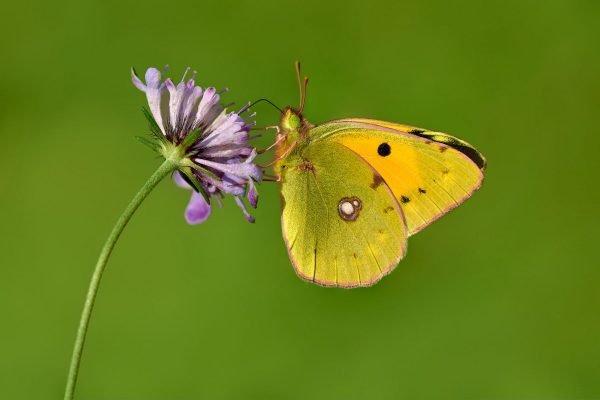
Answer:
[132,66,262,223]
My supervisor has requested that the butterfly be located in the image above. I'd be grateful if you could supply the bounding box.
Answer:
[270,63,486,288]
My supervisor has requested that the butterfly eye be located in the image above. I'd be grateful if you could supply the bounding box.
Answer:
[377,142,391,156]
[338,197,362,221]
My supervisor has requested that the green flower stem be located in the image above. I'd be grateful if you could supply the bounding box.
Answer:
[64,158,178,400]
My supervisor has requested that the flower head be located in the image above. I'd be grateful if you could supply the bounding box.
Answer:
[132,66,262,223]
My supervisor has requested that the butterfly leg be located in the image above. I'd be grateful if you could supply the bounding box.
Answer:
[258,132,285,155]
[251,125,280,132]
[262,174,281,182]
[259,141,297,169]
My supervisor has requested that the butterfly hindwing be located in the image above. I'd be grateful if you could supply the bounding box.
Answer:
[311,119,485,236]
[279,141,407,287]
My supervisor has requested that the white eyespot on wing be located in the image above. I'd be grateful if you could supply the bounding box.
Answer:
[340,201,354,215]
[338,197,362,221]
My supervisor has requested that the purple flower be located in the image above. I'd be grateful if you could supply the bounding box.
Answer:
[132,66,262,223]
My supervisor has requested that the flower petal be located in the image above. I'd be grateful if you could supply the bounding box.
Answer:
[144,68,167,135]
[200,113,248,148]
[131,68,146,91]
[194,152,262,182]
[247,182,258,208]
[194,87,221,128]
[185,191,211,224]
[173,171,192,190]
[166,70,199,134]
[182,86,203,124]
[200,143,251,159]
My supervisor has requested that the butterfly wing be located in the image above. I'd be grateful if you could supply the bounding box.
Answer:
[279,140,407,287]
[311,119,485,236]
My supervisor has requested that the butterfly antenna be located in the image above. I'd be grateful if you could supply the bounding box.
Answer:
[245,98,283,114]
[295,61,309,113]
[295,61,304,109]
[300,76,309,113]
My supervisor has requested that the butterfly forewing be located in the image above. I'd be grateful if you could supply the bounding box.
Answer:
[312,119,485,236]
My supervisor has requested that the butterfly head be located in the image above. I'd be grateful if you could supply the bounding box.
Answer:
[280,107,303,132]
[274,106,310,159]
[280,105,310,135]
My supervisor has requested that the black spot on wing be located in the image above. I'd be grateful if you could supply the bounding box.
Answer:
[418,187,427,194]
[400,196,410,204]
[377,142,391,156]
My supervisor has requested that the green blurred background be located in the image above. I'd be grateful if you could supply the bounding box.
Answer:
[1,0,598,399]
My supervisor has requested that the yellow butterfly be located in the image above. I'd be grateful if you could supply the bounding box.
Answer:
[271,63,486,288]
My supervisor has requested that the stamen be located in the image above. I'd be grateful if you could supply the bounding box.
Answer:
[234,197,255,223]
[214,195,223,208]
[181,67,190,82]
[238,102,252,114]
